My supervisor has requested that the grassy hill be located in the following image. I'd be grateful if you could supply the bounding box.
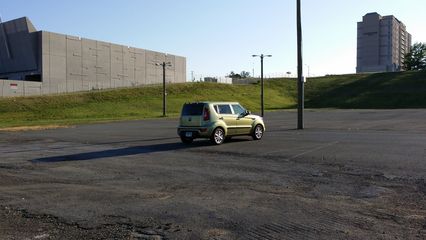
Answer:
[304,71,426,108]
[0,71,425,128]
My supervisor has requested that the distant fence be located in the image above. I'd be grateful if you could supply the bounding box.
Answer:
[0,79,42,97]
[232,78,258,85]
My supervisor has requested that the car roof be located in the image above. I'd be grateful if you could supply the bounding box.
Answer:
[185,101,240,105]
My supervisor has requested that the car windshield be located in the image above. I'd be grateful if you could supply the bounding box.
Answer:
[181,103,205,116]
[232,104,245,115]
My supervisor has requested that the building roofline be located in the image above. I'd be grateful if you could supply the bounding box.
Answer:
[0,17,37,32]
[3,17,185,59]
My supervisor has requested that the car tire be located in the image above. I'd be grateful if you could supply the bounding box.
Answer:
[180,136,193,144]
[211,127,225,145]
[252,124,264,140]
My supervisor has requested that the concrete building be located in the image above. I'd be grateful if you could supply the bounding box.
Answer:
[356,12,411,73]
[0,17,186,97]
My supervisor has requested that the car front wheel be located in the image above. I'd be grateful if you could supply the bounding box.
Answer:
[252,124,264,140]
[211,128,225,145]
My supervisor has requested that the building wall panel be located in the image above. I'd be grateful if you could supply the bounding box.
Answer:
[66,36,83,92]
[2,80,24,97]
[41,53,50,94]
[50,55,66,93]
[1,18,186,97]
[145,50,157,85]
[0,80,42,97]
[165,55,175,83]
[41,32,50,55]
[40,32,50,94]
[49,33,66,57]
[96,41,111,89]
[110,44,123,88]
[174,56,186,83]
[134,48,146,85]
[23,81,42,96]
[122,46,133,87]
[82,38,97,90]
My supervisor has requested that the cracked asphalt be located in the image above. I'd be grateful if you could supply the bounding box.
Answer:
[0,109,425,239]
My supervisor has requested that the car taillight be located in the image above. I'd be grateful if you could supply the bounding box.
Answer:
[203,107,210,121]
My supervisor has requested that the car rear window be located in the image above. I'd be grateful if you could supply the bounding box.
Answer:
[181,103,205,116]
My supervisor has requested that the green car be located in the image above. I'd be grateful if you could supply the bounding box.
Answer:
[177,102,265,145]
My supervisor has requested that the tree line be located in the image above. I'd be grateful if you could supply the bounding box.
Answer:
[404,42,426,71]
[227,43,425,78]
[227,71,251,79]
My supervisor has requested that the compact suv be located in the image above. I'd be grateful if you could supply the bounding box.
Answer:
[177,102,265,145]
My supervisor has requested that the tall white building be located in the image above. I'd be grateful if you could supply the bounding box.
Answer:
[357,12,411,73]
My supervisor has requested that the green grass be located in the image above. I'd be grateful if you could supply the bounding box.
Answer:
[0,71,425,128]
[304,71,426,108]
[0,82,295,128]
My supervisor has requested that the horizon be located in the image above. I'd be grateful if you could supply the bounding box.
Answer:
[2,0,426,80]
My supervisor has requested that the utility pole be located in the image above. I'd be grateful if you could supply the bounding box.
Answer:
[252,54,272,117]
[261,56,264,117]
[156,61,172,117]
[162,62,166,117]
[297,0,304,129]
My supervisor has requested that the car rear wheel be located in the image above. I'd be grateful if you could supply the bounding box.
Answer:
[180,136,193,144]
[252,124,264,140]
[211,128,225,145]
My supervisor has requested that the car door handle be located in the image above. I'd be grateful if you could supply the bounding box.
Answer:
[219,117,224,120]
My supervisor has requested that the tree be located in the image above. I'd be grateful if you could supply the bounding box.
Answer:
[227,71,251,79]
[227,71,241,79]
[240,71,251,78]
[403,42,426,71]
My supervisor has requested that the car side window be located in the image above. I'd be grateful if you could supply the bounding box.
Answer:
[213,105,219,114]
[232,104,245,115]
[217,104,232,114]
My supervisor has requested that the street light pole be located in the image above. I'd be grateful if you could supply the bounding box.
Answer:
[297,0,304,129]
[252,54,272,117]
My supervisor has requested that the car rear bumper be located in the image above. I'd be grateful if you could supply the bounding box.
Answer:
[177,127,211,138]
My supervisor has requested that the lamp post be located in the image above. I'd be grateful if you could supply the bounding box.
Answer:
[297,0,304,129]
[252,54,272,117]
[156,61,172,117]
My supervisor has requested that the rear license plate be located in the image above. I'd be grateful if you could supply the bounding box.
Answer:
[185,132,193,137]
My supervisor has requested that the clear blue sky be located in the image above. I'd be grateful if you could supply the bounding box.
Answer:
[2,0,426,79]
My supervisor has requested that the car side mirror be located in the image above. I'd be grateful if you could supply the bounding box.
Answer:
[240,110,250,117]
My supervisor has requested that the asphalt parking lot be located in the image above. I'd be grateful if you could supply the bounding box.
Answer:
[0,109,425,239]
